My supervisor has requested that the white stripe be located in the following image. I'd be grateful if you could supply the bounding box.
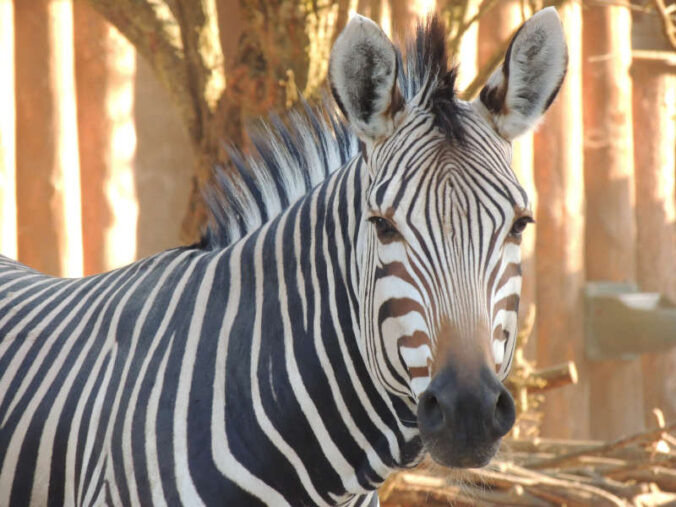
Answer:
[173,253,225,507]
[120,251,198,506]
[0,270,124,507]
[144,332,175,507]
[210,242,289,505]
[399,344,431,370]
[251,221,329,505]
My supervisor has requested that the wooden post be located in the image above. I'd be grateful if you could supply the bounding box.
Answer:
[0,0,16,259]
[478,1,536,353]
[15,0,83,277]
[631,51,676,426]
[74,3,138,274]
[533,2,588,439]
[582,3,644,440]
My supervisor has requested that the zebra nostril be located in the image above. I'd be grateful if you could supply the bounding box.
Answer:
[493,389,516,437]
[419,391,444,432]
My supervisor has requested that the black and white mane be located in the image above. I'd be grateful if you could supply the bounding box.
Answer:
[201,17,463,250]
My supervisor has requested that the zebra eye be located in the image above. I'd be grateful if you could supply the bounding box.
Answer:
[510,216,534,237]
[368,216,401,242]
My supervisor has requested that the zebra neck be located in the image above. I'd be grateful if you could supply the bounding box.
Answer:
[216,156,423,501]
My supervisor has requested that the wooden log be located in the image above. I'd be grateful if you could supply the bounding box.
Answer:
[631,50,676,427]
[0,0,16,259]
[15,0,83,276]
[74,3,138,274]
[533,1,588,439]
[582,1,644,441]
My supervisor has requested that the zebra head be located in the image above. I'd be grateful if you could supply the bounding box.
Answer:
[329,9,567,467]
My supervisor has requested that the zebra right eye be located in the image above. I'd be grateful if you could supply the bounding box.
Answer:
[368,216,401,242]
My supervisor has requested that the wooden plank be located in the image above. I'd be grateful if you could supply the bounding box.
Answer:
[582,1,644,441]
[632,50,676,426]
[533,1,588,439]
[0,0,16,259]
[15,0,83,276]
[74,2,138,274]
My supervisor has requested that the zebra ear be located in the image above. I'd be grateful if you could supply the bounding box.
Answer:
[476,7,567,140]
[329,14,403,143]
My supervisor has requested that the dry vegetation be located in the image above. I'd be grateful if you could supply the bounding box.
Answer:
[380,419,676,506]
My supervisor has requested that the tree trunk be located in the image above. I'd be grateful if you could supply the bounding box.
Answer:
[182,0,352,242]
[533,1,588,439]
[632,52,676,426]
[74,2,138,274]
[0,0,16,259]
[583,3,644,441]
[15,0,83,277]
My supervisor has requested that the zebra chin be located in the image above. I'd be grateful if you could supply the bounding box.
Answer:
[415,363,516,468]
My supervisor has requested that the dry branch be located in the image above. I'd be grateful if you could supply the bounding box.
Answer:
[525,422,676,469]
[654,0,676,49]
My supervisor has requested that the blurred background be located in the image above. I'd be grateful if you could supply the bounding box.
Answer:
[0,0,675,445]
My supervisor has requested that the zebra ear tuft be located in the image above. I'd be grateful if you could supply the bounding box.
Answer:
[329,15,403,143]
[476,7,567,140]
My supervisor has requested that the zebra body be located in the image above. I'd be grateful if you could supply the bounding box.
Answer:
[0,9,568,506]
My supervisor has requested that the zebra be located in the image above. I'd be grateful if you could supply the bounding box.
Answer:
[0,8,567,507]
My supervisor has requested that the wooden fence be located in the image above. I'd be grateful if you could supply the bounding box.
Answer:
[0,0,674,442]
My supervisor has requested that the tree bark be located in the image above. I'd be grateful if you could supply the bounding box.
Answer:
[15,0,83,277]
[533,1,588,439]
[0,0,16,259]
[582,3,644,441]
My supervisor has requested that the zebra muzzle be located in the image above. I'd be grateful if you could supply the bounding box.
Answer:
[416,363,515,468]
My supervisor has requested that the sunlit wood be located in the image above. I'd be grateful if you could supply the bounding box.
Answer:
[0,0,16,259]
[533,2,588,439]
[455,0,479,91]
[15,0,82,277]
[583,3,644,442]
[388,0,435,42]
[632,51,676,428]
[75,3,138,274]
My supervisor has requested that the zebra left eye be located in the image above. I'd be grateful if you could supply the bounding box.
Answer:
[509,216,534,237]
[368,216,401,242]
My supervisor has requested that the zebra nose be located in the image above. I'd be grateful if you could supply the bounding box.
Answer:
[419,367,515,438]
[417,365,516,466]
